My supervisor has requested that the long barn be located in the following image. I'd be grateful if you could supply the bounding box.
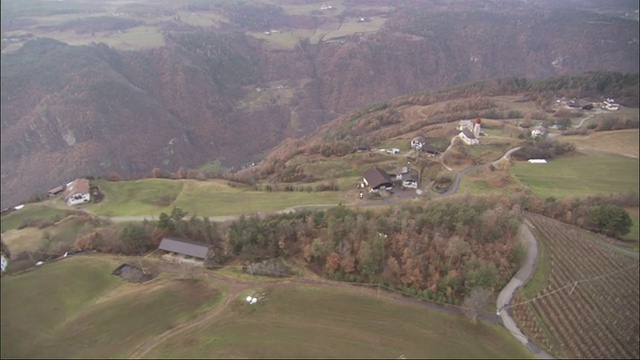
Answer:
[158,237,213,260]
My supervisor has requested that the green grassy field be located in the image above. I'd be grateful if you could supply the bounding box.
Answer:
[1,215,100,257]
[0,203,68,233]
[146,284,534,359]
[0,256,222,358]
[521,228,553,299]
[172,180,343,216]
[1,255,534,359]
[89,178,184,216]
[320,17,387,41]
[509,152,639,199]
[458,167,522,197]
[250,30,314,49]
[88,178,344,217]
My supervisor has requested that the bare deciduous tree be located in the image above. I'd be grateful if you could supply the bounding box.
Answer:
[462,287,493,323]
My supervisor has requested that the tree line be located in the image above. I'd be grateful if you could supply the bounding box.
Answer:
[5,189,635,305]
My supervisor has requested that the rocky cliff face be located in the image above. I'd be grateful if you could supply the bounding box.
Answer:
[1,3,638,208]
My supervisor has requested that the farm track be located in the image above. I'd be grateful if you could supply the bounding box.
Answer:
[128,275,246,359]
[125,268,504,359]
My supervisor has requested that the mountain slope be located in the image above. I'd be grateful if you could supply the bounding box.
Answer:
[1,1,639,208]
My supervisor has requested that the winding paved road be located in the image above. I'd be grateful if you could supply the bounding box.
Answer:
[497,220,553,359]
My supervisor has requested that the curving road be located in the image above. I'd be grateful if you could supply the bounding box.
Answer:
[497,220,554,359]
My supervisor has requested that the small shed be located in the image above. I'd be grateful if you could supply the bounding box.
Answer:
[48,185,65,196]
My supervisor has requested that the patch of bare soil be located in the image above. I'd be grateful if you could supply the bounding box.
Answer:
[112,263,157,283]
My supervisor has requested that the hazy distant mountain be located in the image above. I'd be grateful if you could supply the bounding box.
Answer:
[1,0,638,208]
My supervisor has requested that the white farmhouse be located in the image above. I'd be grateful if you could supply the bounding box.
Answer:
[63,178,91,206]
[459,128,479,145]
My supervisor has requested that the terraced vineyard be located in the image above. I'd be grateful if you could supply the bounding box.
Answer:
[514,213,639,359]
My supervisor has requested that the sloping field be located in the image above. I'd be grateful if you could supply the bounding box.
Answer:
[1,203,68,233]
[513,213,639,359]
[558,129,639,159]
[510,152,639,199]
[0,256,221,358]
[89,178,343,217]
[2,215,106,258]
[1,254,535,359]
[89,178,184,216]
[145,284,533,359]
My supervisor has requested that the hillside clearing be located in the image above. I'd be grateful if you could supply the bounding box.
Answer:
[1,204,68,233]
[144,284,533,359]
[0,256,222,359]
[88,178,343,217]
[509,152,639,199]
[558,129,639,159]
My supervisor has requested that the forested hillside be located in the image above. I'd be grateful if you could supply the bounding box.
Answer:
[1,0,638,208]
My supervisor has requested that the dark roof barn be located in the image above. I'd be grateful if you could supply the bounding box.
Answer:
[158,238,212,259]
[363,166,393,190]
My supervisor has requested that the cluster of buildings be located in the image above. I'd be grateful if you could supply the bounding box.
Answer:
[359,135,445,193]
[560,97,620,111]
[602,98,620,111]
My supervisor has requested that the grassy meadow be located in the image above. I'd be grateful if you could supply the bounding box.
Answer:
[509,152,639,199]
[88,178,344,217]
[144,284,533,359]
[558,129,639,159]
[0,256,222,359]
[0,203,68,233]
[0,254,534,359]
[1,215,100,258]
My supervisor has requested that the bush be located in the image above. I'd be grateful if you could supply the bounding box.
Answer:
[243,259,293,277]
[587,204,633,238]
[315,182,339,192]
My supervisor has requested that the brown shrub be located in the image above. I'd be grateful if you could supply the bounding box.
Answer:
[103,172,122,181]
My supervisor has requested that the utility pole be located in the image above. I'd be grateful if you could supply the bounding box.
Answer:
[137,255,147,274]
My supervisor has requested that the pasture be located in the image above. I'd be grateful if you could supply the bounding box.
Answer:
[250,29,315,49]
[558,129,639,159]
[509,152,639,199]
[88,178,343,217]
[0,203,68,233]
[1,215,100,258]
[458,166,523,197]
[0,256,222,359]
[144,284,533,359]
[513,213,639,359]
[88,178,184,216]
[0,253,535,359]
